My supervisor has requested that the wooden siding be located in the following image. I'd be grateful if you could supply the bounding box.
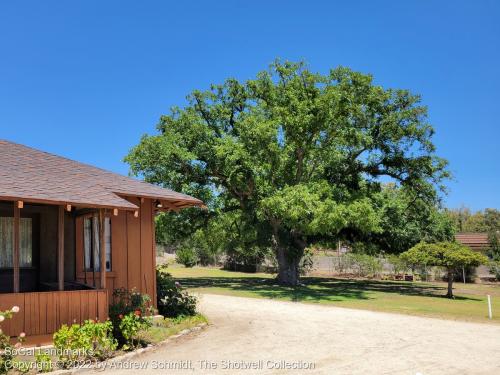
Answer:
[75,198,157,307]
[0,289,107,337]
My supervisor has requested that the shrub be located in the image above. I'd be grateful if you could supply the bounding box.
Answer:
[452,265,477,283]
[53,319,117,368]
[35,351,53,373]
[109,288,153,346]
[346,253,383,278]
[223,244,269,273]
[333,253,354,275]
[0,307,23,375]
[299,247,315,276]
[489,260,500,280]
[175,247,198,268]
[387,255,408,276]
[156,270,197,318]
[118,311,151,350]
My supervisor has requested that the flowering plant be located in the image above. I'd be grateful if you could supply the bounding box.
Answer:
[156,271,197,318]
[118,312,151,350]
[109,288,153,347]
[53,319,117,368]
[0,306,23,374]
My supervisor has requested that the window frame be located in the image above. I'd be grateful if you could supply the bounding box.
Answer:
[82,213,112,272]
[0,216,34,269]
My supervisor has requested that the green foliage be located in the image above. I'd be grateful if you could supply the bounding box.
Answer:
[445,207,500,261]
[299,247,315,275]
[137,314,208,345]
[345,253,383,278]
[156,269,198,317]
[175,246,198,267]
[488,231,500,260]
[345,184,455,254]
[0,312,13,375]
[126,60,449,285]
[187,221,227,266]
[53,320,117,367]
[387,254,408,276]
[109,288,153,346]
[489,260,500,280]
[118,312,151,350]
[401,241,488,297]
[34,351,53,373]
[0,307,23,375]
[401,242,488,270]
[446,207,500,233]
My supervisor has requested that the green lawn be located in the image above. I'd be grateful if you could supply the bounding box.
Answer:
[169,265,500,324]
[138,314,208,344]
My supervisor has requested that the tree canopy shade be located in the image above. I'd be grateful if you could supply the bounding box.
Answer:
[126,60,449,285]
[401,242,488,298]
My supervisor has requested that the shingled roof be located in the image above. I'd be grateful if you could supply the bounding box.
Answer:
[0,140,203,211]
[455,232,491,252]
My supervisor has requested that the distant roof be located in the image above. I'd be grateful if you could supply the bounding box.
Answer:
[455,232,490,251]
[0,140,203,211]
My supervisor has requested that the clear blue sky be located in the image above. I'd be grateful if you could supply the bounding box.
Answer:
[0,1,498,210]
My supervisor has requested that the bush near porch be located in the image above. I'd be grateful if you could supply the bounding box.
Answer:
[0,266,203,374]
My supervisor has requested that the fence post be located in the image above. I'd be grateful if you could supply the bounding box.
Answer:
[487,295,493,319]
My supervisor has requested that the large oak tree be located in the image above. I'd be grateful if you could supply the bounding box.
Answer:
[126,61,448,285]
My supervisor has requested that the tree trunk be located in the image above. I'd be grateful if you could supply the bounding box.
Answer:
[271,221,304,286]
[276,246,301,286]
[446,268,454,298]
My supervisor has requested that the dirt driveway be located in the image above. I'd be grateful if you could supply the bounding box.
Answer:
[99,294,500,375]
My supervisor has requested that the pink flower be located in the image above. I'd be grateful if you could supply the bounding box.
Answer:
[175,282,181,288]
[19,332,26,338]
[118,314,124,320]
[11,306,20,313]
[14,342,21,348]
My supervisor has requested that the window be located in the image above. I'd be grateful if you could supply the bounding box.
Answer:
[0,217,32,268]
[83,216,111,272]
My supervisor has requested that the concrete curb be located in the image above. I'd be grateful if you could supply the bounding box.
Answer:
[49,322,208,374]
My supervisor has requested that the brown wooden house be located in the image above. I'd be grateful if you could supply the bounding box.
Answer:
[455,233,491,253]
[0,140,203,337]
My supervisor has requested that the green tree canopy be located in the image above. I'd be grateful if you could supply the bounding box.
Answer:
[445,207,500,233]
[401,242,487,297]
[343,184,455,254]
[126,60,449,285]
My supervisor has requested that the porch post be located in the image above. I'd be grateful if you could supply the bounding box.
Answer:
[99,209,106,289]
[58,205,65,291]
[13,201,20,293]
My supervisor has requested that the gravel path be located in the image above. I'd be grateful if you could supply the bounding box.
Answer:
[99,294,500,375]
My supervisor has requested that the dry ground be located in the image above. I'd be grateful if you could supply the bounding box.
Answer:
[99,293,500,375]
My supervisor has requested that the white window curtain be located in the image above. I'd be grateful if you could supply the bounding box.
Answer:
[0,217,32,268]
[84,217,92,270]
[19,219,32,267]
[83,216,111,272]
[105,217,111,271]
[0,217,13,268]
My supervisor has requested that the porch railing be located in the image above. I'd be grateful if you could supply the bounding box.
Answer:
[0,289,108,337]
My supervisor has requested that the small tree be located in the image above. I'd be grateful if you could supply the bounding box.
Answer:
[401,242,488,298]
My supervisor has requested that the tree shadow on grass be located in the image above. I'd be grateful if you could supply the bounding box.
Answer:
[177,274,481,302]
